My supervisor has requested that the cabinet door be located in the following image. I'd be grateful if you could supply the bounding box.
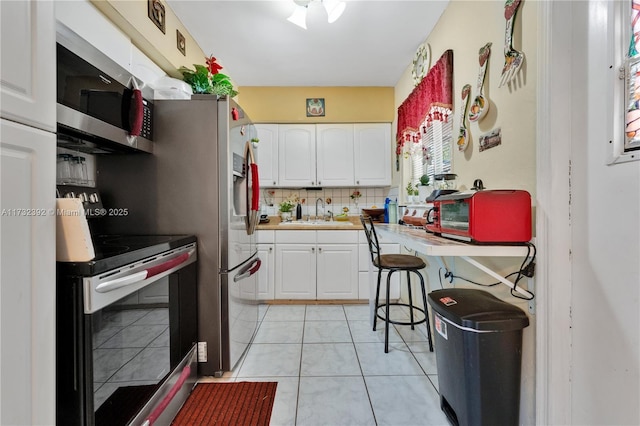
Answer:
[0,0,55,132]
[257,244,275,300]
[278,124,316,187]
[1,119,56,426]
[354,123,392,186]
[316,124,354,187]
[317,244,358,299]
[255,124,279,187]
[275,244,316,299]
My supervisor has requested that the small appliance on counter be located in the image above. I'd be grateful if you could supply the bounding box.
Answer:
[425,189,532,243]
[425,173,460,203]
[400,203,432,228]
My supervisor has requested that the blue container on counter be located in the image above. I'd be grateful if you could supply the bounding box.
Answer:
[383,198,390,223]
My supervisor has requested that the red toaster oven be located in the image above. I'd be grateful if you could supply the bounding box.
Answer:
[425,190,532,243]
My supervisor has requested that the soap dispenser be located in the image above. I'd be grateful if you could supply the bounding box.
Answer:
[296,203,302,220]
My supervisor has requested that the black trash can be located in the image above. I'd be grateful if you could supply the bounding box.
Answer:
[427,288,530,426]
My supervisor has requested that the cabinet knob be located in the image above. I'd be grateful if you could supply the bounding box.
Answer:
[318,181,321,185]
[269,247,273,253]
[356,180,360,184]
[311,247,315,253]
[273,181,276,185]
[318,247,322,253]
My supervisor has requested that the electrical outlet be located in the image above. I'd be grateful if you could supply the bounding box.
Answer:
[197,341,207,362]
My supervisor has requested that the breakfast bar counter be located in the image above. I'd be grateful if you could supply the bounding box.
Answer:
[373,224,530,257]
[372,224,535,303]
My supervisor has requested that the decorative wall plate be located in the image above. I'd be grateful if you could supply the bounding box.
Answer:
[412,43,431,86]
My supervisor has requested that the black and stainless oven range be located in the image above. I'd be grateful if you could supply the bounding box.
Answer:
[56,235,198,426]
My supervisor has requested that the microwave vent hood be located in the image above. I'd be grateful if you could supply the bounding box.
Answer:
[56,22,154,154]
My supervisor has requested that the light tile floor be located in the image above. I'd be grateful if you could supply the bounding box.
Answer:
[200,304,449,426]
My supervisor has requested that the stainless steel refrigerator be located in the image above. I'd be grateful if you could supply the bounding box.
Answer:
[96,96,261,376]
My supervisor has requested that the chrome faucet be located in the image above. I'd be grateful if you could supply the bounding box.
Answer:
[315,197,324,221]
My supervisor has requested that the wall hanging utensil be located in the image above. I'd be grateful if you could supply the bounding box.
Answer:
[457,84,472,151]
[499,0,524,87]
[469,42,492,122]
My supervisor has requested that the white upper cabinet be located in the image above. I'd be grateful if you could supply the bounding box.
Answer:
[278,124,317,187]
[316,124,355,187]
[55,0,132,72]
[0,0,55,132]
[266,123,391,188]
[255,124,279,187]
[354,123,392,186]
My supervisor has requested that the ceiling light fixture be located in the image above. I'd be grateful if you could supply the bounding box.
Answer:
[287,0,346,29]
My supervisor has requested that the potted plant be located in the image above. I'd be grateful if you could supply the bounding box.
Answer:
[405,181,416,203]
[279,199,295,221]
[178,55,238,97]
[417,174,432,202]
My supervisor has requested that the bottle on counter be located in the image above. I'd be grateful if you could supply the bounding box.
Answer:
[389,199,398,224]
[296,203,302,220]
[383,198,390,223]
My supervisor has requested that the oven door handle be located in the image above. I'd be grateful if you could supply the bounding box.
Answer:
[95,271,149,293]
[95,250,194,293]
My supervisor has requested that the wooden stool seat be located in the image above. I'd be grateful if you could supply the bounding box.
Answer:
[374,254,426,270]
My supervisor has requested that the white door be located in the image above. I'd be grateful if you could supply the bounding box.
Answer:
[1,119,56,426]
[275,244,316,299]
[255,124,279,187]
[316,124,355,187]
[0,0,55,132]
[354,123,392,186]
[278,124,316,187]
[317,244,358,299]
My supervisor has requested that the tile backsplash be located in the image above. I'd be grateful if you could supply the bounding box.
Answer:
[261,187,390,216]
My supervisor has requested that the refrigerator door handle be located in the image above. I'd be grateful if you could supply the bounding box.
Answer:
[233,257,261,282]
[244,141,260,235]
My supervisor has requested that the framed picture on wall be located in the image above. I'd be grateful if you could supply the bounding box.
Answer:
[306,98,325,117]
[148,0,166,34]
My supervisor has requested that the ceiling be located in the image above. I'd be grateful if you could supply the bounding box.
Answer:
[166,1,449,87]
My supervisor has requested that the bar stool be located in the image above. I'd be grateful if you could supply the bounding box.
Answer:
[360,215,434,353]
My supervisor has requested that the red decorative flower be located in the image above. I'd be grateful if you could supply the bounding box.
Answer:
[205,55,223,75]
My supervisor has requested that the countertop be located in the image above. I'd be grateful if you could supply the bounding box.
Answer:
[256,216,364,230]
[374,224,531,257]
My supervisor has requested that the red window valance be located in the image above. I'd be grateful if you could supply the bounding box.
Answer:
[396,49,454,157]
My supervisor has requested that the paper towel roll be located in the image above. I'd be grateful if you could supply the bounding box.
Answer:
[56,198,95,262]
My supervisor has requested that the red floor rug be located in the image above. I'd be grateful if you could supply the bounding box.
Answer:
[171,381,278,426]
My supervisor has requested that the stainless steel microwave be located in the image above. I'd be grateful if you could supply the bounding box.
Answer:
[56,23,154,153]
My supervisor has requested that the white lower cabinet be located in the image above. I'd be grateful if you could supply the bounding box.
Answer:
[256,230,275,300]
[1,118,56,426]
[257,244,275,300]
[275,243,317,299]
[358,232,401,300]
[274,230,358,300]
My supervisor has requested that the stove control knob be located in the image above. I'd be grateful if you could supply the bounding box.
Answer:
[89,193,99,203]
[79,193,88,202]
[65,192,75,198]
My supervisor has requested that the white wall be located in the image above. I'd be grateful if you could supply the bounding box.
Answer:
[394,1,538,424]
[395,0,537,197]
[560,1,640,424]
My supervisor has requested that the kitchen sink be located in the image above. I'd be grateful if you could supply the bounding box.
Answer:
[278,220,354,226]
